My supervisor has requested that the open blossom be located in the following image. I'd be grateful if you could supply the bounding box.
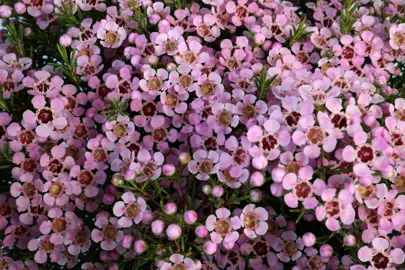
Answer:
[113,191,147,227]
[205,207,241,248]
[358,238,405,269]
[240,204,268,239]
[91,211,123,251]
[97,21,126,48]
[188,149,220,181]
[159,254,196,270]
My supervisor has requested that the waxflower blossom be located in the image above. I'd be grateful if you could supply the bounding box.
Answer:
[1,0,405,268]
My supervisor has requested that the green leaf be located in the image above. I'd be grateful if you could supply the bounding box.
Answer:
[339,0,359,34]
[288,16,313,47]
[254,67,278,100]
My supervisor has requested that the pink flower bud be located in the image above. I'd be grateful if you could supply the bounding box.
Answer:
[212,186,224,197]
[151,220,165,236]
[179,152,191,165]
[59,34,72,47]
[302,233,316,247]
[250,171,265,187]
[344,235,356,246]
[141,210,154,224]
[166,224,181,240]
[184,210,197,224]
[167,63,177,71]
[254,34,265,45]
[202,185,212,195]
[0,5,11,17]
[121,235,134,249]
[249,189,262,202]
[164,202,177,215]
[108,263,118,270]
[320,244,333,258]
[14,2,26,14]
[163,164,176,176]
[148,55,158,65]
[134,240,147,254]
[195,225,208,238]
[111,173,124,186]
[203,241,217,255]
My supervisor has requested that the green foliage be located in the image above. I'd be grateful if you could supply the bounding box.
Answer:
[288,16,313,47]
[0,143,14,170]
[49,45,80,87]
[101,97,131,120]
[254,67,278,100]
[55,0,82,27]
[5,24,25,56]
[339,0,359,35]
[132,7,150,37]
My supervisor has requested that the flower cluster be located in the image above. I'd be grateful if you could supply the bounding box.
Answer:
[1,0,405,269]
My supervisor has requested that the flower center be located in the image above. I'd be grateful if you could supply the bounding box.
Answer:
[118,80,131,94]
[307,255,323,270]
[164,40,178,53]
[52,218,67,233]
[198,25,210,37]
[342,46,354,59]
[325,200,341,218]
[357,145,374,163]
[252,240,268,257]
[294,181,312,200]
[74,124,88,138]
[395,175,405,191]
[40,240,55,253]
[92,148,107,162]
[199,159,214,174]
[331,114,347,129]
[201,81,215,96]
[244,214,257,228]
[34,80,52,93]
[142,161,157,177]
[105,32,118,45]
[78,170,94,186]
[371,252,390,269]
[80,29,93,41]
[179,74,193,88]
[152,127,168,142]
[233,148,246,165]
[394,32,405,46]
[21,158,37,172]
[2,79,15,92]
[260,134,278,151]
[113,123,128,138]
[173,264,186,270]
[37,108,54,124]
[235,5,248,18]
[102,224,118,240]
[390,132,404,146]
[358,185,375,199]
[147,77,163,91]
[285,111,301,126]
[142,102,157,117]
[215,219,232,235]
[0,204,12,217]
[306,127,325,145]
[125,203,140,218]
[242,104,256,119]
[286,162,301,174]
[19,130,35,145]
[49,182,63,197]
[218,110,232,126]
[23,182,37,198]
[75,230,87,245]
[165,94,178,107]
[284,241,298,256]
[48,159,63,174]
[204,137,217,151]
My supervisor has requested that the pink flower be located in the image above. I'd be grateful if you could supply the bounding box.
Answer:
[358,238,405,269]
[160,254,196,270]
[112,191,147,227]
[91,211,123,251]
[188,150,220,181]
[205,207,241,248]
[97,21,126,48]
[240,204,268,239]
[316,188,356,231]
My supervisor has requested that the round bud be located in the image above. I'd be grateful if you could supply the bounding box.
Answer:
[202,185,212,195]
[320,244,333,258]
[212,186,224,197]
[195,225,208,238]
[184,210,197,225]
[302,233,316,247]
[164,202,177,215]
[134,240,147,254]
[249,189,262,202]
[163,164,176,176]
[203,241,217,255]
[59,34,72,47]
[250,171,265,187]
[344,235,356,246]
[151,220,165,236]
[111,173,124,186]
[179,152,191,165]
[166,224,181,240]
